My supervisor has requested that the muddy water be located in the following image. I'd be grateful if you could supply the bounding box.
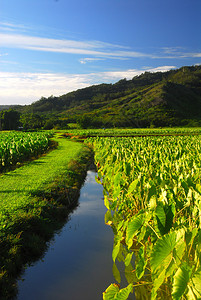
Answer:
[17,170,115,300]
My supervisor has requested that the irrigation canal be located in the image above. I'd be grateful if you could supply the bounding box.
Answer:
[16,170,116,300]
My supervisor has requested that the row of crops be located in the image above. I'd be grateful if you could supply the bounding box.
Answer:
[66,127,201,137]
[0,131,53,171]
[89,135,201,299]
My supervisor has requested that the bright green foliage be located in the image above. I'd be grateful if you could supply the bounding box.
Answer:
[0,131,52,171]
[89,135,201,299]
[172,263,192,300]
[103,283,133,300]
[65,127,201,138]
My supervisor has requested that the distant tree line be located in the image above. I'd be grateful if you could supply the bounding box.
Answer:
[0,109,20,130]
[0,109,70,131]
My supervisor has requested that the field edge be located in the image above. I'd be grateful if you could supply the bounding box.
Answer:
[0,142,93,300]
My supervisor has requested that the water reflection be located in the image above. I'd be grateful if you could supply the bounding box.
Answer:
[17,170,115,300]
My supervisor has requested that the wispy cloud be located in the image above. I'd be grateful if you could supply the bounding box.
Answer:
[0,66,175,105]
[0,32,152,59]
[1,31,201,61]
[1,21,201,61]
[79,58,105,64]
[160,47,201,59]
[0,21,31,33]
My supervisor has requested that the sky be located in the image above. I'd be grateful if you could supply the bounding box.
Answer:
[0,0,201,106]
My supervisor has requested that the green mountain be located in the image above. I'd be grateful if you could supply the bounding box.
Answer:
[2,65,201,128]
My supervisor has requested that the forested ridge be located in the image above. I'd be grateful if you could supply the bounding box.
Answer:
[1,65,201,128]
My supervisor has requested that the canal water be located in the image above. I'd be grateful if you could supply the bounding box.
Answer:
[16,170,115,300]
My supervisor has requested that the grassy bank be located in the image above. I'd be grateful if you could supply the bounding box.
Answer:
[0,136,93,299]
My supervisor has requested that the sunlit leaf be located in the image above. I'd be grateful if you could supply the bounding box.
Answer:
[112,241,121,262]
[114,173,121,186]
[116,284,133,299]
[172,263,192,300]
[124,252,133,267]
[155,203,166,227]
[136,245,146,279]
[191,268,201,298]
[104,196,110,209]
[126,214,145,248]
[103,283,120,300]
[151,268,166,300]
[105,210,112,224]
[103,283,133,300]
[127,179,139,195]
[150,232,176,274]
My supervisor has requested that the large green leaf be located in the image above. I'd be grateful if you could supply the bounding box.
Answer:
[125,263,137,284]
[151,268,166,300]
[155,203,166,227]
[124,252,133,267]
[150,230,185,299]
[126,213,145,248]
[136,245,147,280]
[103,283,133,300]
[117,284,133,299]
[190,268,201,298]
[104,195,110,209]
[114,173,122,186]
[103,284,120,300]
[174,228,185,265]
[127,179,139,195]
[150,231,176,274]
[113,185,121,199]
[112,241,121,262]
[105,210,112,224]
[172,263,192,300]
[113,262,121,283]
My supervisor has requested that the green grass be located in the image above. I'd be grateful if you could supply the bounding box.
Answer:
[0,137,83,224]
[0,136,92,299]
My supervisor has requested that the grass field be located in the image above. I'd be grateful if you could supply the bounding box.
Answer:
[0,137,83,222]
[0,134,92,299]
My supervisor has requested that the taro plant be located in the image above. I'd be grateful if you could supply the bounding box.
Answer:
[0,131,52,171]
[90,136,201,300]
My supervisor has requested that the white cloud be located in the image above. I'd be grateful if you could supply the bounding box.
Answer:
[0,32,155,59]
[0,66,176,105]
[0,72,91,105]
[191,53,201,58]
[1,21,201,62]
[1,32,200,61]
[79,58,104,64]
[160,47,201,59]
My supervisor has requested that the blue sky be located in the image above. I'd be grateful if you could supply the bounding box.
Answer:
[0,0,201,105]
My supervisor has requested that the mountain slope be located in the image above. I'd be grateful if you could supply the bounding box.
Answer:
[2,65,201,127]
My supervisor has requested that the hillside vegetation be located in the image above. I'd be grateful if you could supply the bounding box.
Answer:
[1,65,201,128]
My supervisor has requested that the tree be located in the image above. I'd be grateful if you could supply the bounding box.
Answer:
[19,113,44,130]
[0,109,20,130]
